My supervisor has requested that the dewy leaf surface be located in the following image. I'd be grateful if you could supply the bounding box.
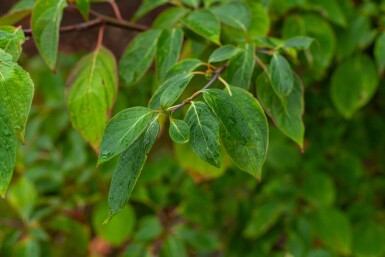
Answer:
[209,45,241,63]
[185,101,221,168]
[257,73,304,148]
[169,118,190,144]
[211,2,251,31]
[183,10,220,45]
[225,43,255,90]
[203,89,250,145]
[156,28,184,82]
[331,54,378,119]
[220,87,268,179]
[0,49,34,142]
[0,102,17,197]
[0,26,25,62]
[119,29,161,86]
[67,46,118,152]
[106,116,159,221]
[160,73,193,108]
[98,107,155,165]
[31,0,67,70]
[269,53,294,98]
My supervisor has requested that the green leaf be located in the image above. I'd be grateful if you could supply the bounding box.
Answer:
[374,32,385,74]
[133,0,168,21]
[160,237,188,257]
[0,49,34,142]
[0,26,25,62]
[119,29,161,86]
[331,55,378,119]
[106,116,159,221]
[0,0,35,26]
[160,73,193,108]
[313,208,352,255]
[0,102,17,197]
[169,118,190,144]
[225,43,255,90]
[307,0,346,26]
[181,0,200,8]
[165,58,203,79]
[156,28,184,82]
[353,221,385,257]
[211,2,251,32]
[243,201,284,239]
[257,73,304,148]
[183,10,220,45]
[208,45,241,63]
[76,0,90,20]
[203,89,250,144]
[98,107,155,165]
[185,101,221,168]
[66,46,118,152]
[153,7,189,29]
[269,53,294,98]
[92,202,135,245]
[31,0,67,70]
[248,2,270,37]
[219,87,268,179]
[7,177,38,221]
[283,36,314,50]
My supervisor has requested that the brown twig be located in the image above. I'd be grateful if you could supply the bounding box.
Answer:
[23,10,149,37]
[167,64,227,113]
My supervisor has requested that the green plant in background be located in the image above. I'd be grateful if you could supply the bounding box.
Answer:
[0,0,385,256]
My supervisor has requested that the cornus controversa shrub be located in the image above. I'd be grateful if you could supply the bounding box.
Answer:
[0,0,384,229]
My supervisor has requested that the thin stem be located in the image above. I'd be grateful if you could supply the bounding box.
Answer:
[23,10,149,36]
[167,65,226,113]
[108,0,123,21]
[255,54,269,75]
[96,25,105,49]
[191,71,207,76]
[218,76,232,96]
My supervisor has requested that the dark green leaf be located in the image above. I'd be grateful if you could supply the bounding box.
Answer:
[7,177,37,221]
[283,36,314,50]
[153,7,189,29]
[374,32,385,74]
[160,73,193,108]
[133,0,168,21]
[181,0,200,8]
[225,43,255,90]
[31,0,67,70]
[203,89,250,144]
[331,55,378,119]
[66,46,118,152]
[0,49,34,142]
[183,10,220,45]
[106,116,159,221]
[0,26,25,61]
[211,2,251,31]
[119,29,161,86]
[353,221,385,257]
[248,2,270,37]
[257,73,304,148]
[0,0,35,26]
[156,28,184,82]
[0,102,17,197]
[160,237,188,257]
[98,107,155,165]
[169,118,190,144]
[76,0,90,20]
[307,0,346,26]
[185,101,221,168]
[220,87,268,179]
[208,45,241,63]
[313,209,352,255]
[269,53,294,97]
